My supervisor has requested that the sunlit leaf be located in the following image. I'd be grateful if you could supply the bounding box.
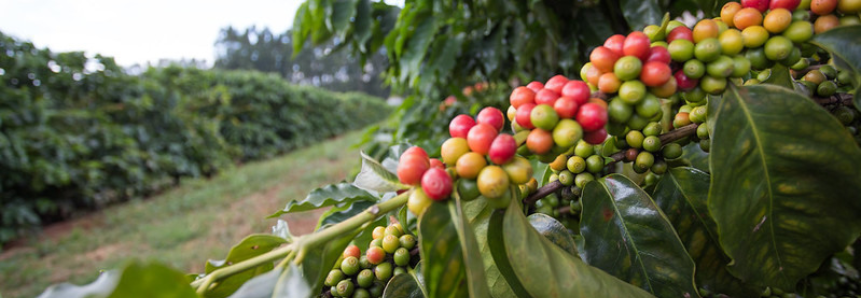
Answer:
[270,183,375,218]
[418,202,468,298]
[204,235,288,297]
[353,152,407,193]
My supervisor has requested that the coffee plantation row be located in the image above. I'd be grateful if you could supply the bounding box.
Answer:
[31,0,861,297]
[0,31,391,246]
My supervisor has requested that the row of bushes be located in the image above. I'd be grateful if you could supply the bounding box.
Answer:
[0,31,391,246]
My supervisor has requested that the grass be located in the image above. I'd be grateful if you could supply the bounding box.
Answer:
[0,130,366,298]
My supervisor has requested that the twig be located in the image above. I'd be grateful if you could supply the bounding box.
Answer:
[524,180,563,205]
[814,93,854,106]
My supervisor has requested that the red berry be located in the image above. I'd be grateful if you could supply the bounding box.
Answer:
[667,27,693,43]
[576,103,608,132]
[604,34,626,57]
[645,46,671,64]
[583,128,608,145]
[344,245,361,259]
[510,86,536,108]
[449,114,476,138]
[535,89,560,106]
[640,61,672,87]
[553,96,580,119]
[769,0,800,10]
[467,123,498,155]
[421,168,453,201]
[397,154,429,185]
[402,146,428,161]
[544,75,569,94]
[623,31,651,61]
[742,0,769,12]
[561,80,590,105]
[366,246,385,265]
[526,81,544,92]
[488,134,517,165]
[515,103,536,129]
[476,107,505,132]
[674,70,699,91]
[429,158,444,169]
[590,46,620,73]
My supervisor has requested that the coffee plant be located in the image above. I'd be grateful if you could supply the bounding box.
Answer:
[34,0,861,297]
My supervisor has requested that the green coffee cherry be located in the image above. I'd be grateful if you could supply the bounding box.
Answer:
[336,279,355,297]
[368,282,385,297]
[399,234,416,250]
[558,170,575,186]
[643,122,662,136]
[574,141,594,157]
[393,266,407,276]
[626,130,645,149]
[575,173,595,188]
[567,156,586,173]
[651,159,668,175]
[369,239,382,248]
[357,269,375,288]
[359,256,373,269]
[819,65,837,79]
[697,123,710,140]
[325,269,346,287]
[374,262,393,281]
[385,225,403,238]
[586,155,604,174]
[643,136,662,152]
[353,288,372,298]
[700,139,711,152]
[394,247,411,266]
[663,143,685,160]
[341,256,360,276]
[382,235,400,254]
[816,81,837,97]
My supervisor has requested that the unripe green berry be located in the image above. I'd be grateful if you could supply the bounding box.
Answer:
[626,130,645,149]
[697,123,710,140]
[575,173,595,188]
[651,159,668,175]
[382,234,400,254]
[662,143,683,159]
[586,155,604,174]
[341,256,360,276]
[385,225,403,238]
[394,247,411,266]
[325,269,346,287]
[635,151,655,171]
[359,255,373,269]
[643,136,662,152]
[567,156,587,173]
[399,234,416,250]
[374,262,393,281]
[816,81,837,97]
[643,122,662,136]
[357,269,375,288]
[574,141,594,157]
[558,170,575,186]
[700,139,711,152]
[368,282,385,297]
[336,279,355,297]
[393,266,407,276]
[353,288,371,298]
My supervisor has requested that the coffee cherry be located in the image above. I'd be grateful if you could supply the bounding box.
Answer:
[477,165,510,199]
[640,61,672,87]
[764,8,792,33]
[336,279,355,297]
[554,96,580,119]
[372,226,386,240]
[674,112,692,128]
[583,128,608,145]
[734,7,764,29]
[527,81,544,92]
[608,98,633,123]
[635,151,656,171]
[722,2,743,27]
[732,55,752,77]
[399,234,417,250]
[838,0,861,13]
[575,172,595,188]
[662,143,683,159]
[408,188,433,216]
[344,245,361,259]
[694,38,722,62]
[585,64,603,86]
[636,95,661,118]
[693,19,720,43]
[646,46,672,64]
[456,179,481,202]
[627,130,646,149]
[669,39,695,62]
[651,159,669,175]
[441,138,469,166]
[545,75,569,94]
[368,282,385,297]
[667,26,694,43]
[804,69,827,85]
[743,0,769,11]
[558,170,575,186]
[604,34,626,56]
[764,36,794,61]
[643,136,662,152]
[326,269,346,287]
[586,155,604,174]
[817,81,837,97]
[526,128,553,155]
[449,115,476,138]
[813,14,840,33]
[382,234,400,254]
[502,156,533,184]
[697,123,710,140]
[535,88,560,106]
[510,86,536,108]
[397,154,429,186]
[675,70,700,91]
[615,56,643,81]
[515,103,537,129]
[701,75,728,94]
[561,80,591,105]
[394,247,411,266]
[359,255,373,269]
[531,104,560,130]
[707,55,735,78]
[566,156,586,173]
[811,0,837,15]
[342,256,360,275]
[591,46,620,73]
[619,80,647,104]
[477,107,505,132]
[719,29,745,56]
[467,123,498,155]
[369,239,382,248]
[374,262,393,281]
[598,72,622,93]
[624,31,652,61]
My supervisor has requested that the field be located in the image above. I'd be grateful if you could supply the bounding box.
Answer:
[0,130,365,298]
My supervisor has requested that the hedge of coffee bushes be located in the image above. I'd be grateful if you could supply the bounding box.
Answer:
[0,31,391,246]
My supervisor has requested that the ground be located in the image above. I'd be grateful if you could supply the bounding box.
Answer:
[0,130,366,298]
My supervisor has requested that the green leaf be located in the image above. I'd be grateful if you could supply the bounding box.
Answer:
[580,174,699,298]
[382,268,426,298]
[762,64,794,90]
[225,268,281,298]
[500,198,657,298]
[418,202,468,298]
[331,0,356,39]
[399,15,437,85]
[452,197,491,298]
[709,85,861,290]
[38,261,197,298]
[270,183,374,218]
[354,0,373,50]
[300,227,362,295]
[810,25,861,111]
[468,198,528,298]
[353,151,407,193]
[204,235,288,298]
[681,142,710,172]
[526,213,578,257]
[316,199,377,229]
[620,0,663,31]
[272,264,312,298]
[652,167,757,297]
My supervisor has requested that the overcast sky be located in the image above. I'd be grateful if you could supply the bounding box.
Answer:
[0,0,303,67]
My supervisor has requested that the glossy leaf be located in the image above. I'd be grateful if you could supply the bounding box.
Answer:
[382,267,426,298]
[270,220,294,242]
[810,25,861,110]
[709,85,861,289]
[620,0,663,31]
[354,151,407,193]
[580,174,699,298]
[418,202,468,298]
[762,64,794,90]
[354,0,373,50]
[330,0,356,39]
[501,199,657,298]
[300,228,362,296]
[270,183,375,217]
[681,142,710,172]
[467,198,527,298]
[451,197,491,298]
[652,167,756,297]
[225,268,281,298]
[316,200,377,229]
[204,235,288,298]
[526,213,578,257]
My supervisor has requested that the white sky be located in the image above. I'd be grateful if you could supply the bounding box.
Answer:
[0,0,304,67]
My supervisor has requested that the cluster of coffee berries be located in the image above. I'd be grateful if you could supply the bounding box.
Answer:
[324,223,417,297]
[508,75,609,153]
[396,146,453,215]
